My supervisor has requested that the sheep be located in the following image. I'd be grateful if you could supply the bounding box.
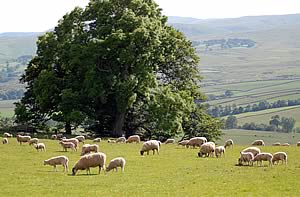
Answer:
[198,142,215,158]
[272,152,287,165]
[224,139,234,149]
[126,135,140,143]
[164,139,175,144]
[282,143,290,146]
[116,137,126,143]
[72,152,106,175]
[251,140,265,146]
[2,138,8,144]
[272,142,281,146]
[62,138,79,149]
[51,134,57,140]
[34,143,46,151]
[44,156,69,172]
[3,132,13,138]
[140,140,160,156]
[93,138,101,142]
[238,152,254,166]
[108,139,116,143]
[29,138,39,146]
[215,146,225,158]
[56,133,64,140]
[105,157,126,173]
[16,135,31,145]
[241,147,261,157]
[178,140,189,146]
[186,137,207,148]
[297,141,300,146]
[75,135,85,144]
[252,153,273,166]
[80,144,99,156]
[59,141,76,152]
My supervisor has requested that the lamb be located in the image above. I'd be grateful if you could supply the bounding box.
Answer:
[93,138,101,142]
[75,135,85,144]
[164,139,175,144]
[140,140,160,156]
[282,143,290,146]
[3,132,13,138]
[198,142,215,158]
[116,137,126,143]
[215,146,225,158]
[34,143,46,151]
[238,152,254,166]
[272,152,287,165]
[108,139,116,143]
[186,137,207,148]
[2,138,8,144]
[272,142,281,146]
[62,138,79,149]
[59,141,76,152]
[72,152,106,175]
[126,135,140,143]
[44,156,69,172]
[224,139,234,149]
[16,135,31,145]
[29,138,39,146]
[241,147,261,157]
[80,144,99,156]
[105,157,126,173]
[251,140,265,146]
[178,140,189,146]
[51,134,57,140]
[252,153,273,166]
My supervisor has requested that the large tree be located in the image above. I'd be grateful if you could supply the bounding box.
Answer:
[16,0,221,138]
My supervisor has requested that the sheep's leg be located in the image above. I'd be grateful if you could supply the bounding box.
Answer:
[152,150,155,155]
[54,165,57,172]
[98,166,102,174]
[116,167,118,172]
[157,149,159,155]
[121,166,124,172]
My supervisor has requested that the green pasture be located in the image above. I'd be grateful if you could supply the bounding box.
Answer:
[1,135,300,196]
[0,100,16,118]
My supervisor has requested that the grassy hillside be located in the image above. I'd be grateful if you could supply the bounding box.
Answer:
[0,99,16,117]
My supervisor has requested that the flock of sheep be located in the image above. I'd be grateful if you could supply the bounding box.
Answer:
[2,132,300,176]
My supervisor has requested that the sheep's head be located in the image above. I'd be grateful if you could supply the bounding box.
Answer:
[140,150,144,156]
[198,152,202,157]
[238,158,243,165]
[72,168,77,176]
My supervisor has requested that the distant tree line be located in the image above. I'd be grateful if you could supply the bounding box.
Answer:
[192,38,255,49]
[0,89,24,100]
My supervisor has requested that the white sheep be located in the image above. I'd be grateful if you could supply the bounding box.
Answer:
[297,141,300,146]
[29,138,39,146]
[215,146,225,158]
[16,135,31,145]
[44,156,69,172]
[282,143,290,146]
[62,138,79,149]
[75,135,85,144]
[126,135,140,143]
[140,140,160,156]
[251,140,265,146]
[178,140,189,146]
[272,142,281,146]
[72,152,107,175]
[80,144,99,156]
[3,132,13,138]
[105,157,126,173]
[252,152,273,166]
[186,137,207,148]
[238,152,254,166]
[198,142,215,158]
[272,152,287,165]
[164,139,175,144]
[108,139,116,143]
[2,138,8,144]
[59,141,76,152]
[241,147,261,157]
[56,133,64,140]
[224,139,234,149]
[93,138,101,142]
[51,134,57,140]
[34,143,46,151]
[116,137,126,143]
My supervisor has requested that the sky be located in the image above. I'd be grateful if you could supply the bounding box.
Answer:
[0,0,299,33]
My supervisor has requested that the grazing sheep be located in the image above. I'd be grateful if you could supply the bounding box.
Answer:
[108,139,116,143]
[56,133,64,140]
[59,141,76,152]
[252,153,273,166]
[282,143,290,146]
[140,140,160,156]
[198,142,215,158]
[72,152,107,175]
[251,140,265,146]
[62,138,79,149]
[2,138,8,144]
[164,139,175,144]
[93,138,101,142]
[51,134,57,140]
[238,152,254,166]
[116,137,126,143]
[105,157,126,173]
[75,135,85,144]
[16,135,31,145]
[34,143,46,151]
[3,132,13,138]
[241,147,261,157]
[126,135,141,143]
[224,139,234,149]
[80,144,99,156]
[272,152,287,165]
[186,137,207,148]
[215,146,225,158]
[297,142,300,146]
[29,138,39,146]
[178,140,189,146]
[272,142,281,146]
[44,156,69,172]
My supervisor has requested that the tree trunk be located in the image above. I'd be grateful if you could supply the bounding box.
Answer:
[112,112,125,137]
[65,122,72,135]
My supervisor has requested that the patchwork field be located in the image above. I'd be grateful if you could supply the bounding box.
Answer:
[1,133,300,196]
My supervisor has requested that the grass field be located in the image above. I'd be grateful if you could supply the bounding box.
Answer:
[1,132,300,197]
[0,99,17,118]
